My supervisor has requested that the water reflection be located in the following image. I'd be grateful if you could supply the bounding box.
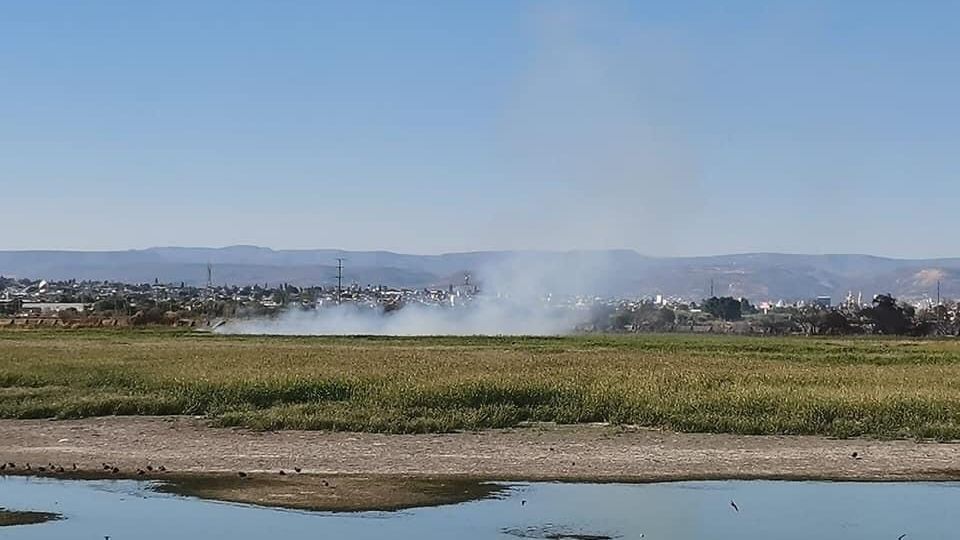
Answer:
[1,476,958,539]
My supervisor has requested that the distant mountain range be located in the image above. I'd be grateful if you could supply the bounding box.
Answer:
[1,246,957,302]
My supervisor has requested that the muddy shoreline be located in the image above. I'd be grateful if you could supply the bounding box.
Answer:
[2,416,960,511]
[0,508,61,527]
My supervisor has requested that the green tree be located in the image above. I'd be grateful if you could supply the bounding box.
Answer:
[702,297,743,321]
[819,310,853,335]
[860,294,913,335]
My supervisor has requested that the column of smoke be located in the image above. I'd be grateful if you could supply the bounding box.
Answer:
[218,4,694,336]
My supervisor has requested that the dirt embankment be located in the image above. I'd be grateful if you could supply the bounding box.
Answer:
[2,416,959,511]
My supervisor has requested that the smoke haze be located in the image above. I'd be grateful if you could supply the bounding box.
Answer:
[216,300,586,336]
[216,252,619,336]
[219,4,684,336]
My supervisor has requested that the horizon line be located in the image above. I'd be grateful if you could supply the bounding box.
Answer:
[1,245,959,262]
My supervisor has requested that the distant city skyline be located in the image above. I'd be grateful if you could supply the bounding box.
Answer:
[2,2,959,258]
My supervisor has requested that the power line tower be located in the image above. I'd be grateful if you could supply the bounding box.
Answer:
[335,258,344,305]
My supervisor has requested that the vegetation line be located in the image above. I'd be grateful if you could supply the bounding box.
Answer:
[2,331,960,438]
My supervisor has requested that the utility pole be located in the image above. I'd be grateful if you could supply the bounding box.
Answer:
[937,280,941,306]
[709,278,715,298]
[207,262,213,289]
[335,258,344,305]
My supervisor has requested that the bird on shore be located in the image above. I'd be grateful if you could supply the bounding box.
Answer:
[322,480,329,487]
[72,463,78,471]
[158,465,167,472]
[146,465,153,472]
[111,467,119,474]
[278,470,286,476]
[25,463,31,471]
[37,466,46,473]
[6,463,14,469]
[851,451,861,459]
[102,463,111,471]
[294,467,302,473]
[0,463,6,471]
[238,471,248,478]
[56,466,65,473]
[137,469,146,476]
[730,500,740,512]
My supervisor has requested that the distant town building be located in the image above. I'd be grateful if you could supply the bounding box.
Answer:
[21,302,89,315]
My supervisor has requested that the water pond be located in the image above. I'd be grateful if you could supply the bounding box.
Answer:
[1,476,957,539]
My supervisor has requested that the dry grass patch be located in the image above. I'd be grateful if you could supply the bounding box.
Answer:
[2,330,960,437]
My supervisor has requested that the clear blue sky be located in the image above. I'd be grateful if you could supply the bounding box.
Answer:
[2,1,958,257]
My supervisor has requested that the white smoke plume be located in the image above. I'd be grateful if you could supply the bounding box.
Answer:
[217,4,686,336]
[215,252,618,336]
[216,300,586,336]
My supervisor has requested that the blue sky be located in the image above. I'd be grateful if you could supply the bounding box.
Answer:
[1,1,958,257]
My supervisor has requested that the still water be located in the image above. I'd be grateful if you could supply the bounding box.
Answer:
[1,476,957,539]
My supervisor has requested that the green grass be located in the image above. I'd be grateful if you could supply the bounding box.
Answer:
[2,329,960,438]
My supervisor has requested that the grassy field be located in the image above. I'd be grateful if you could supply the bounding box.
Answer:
[2,329,960,438]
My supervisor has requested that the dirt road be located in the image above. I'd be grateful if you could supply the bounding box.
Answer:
[1,416,958,482]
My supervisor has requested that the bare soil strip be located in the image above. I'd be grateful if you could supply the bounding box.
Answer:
[2,416,959,511]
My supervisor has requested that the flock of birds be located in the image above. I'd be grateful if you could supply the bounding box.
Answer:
[0,461,171,476]
[0,461,318,481]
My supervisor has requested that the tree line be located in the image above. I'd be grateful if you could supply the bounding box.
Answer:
[593,294,957,336]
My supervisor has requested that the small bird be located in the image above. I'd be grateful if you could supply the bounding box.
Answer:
[158,465,167,472]
[294,467,302,473]
[146,465,153,472]
[0,463,6,471]
[112,467,119,474]
[238,471,248,478]
[72,463,78,471]
[322,480,329,487]
[56,466,65,473]
[730,500,740,512]
[102,463,111,471]
[851,451,861,459]
[25,463,31,471]
[137,469,146,476]
[37,466,46,473]
[278,470,286,475]
[6,463,14,469]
